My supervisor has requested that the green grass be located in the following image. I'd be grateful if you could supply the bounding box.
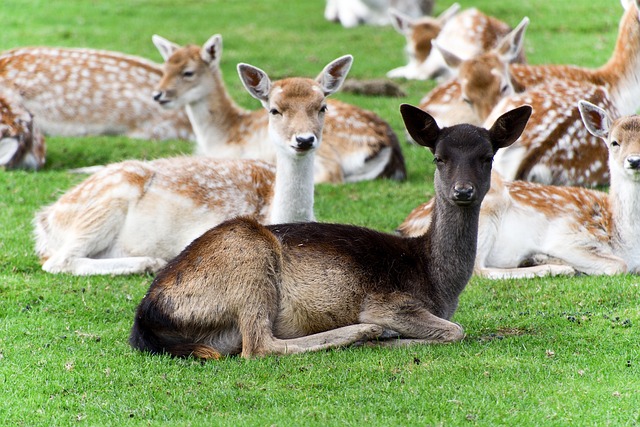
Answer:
[1,0,639,425]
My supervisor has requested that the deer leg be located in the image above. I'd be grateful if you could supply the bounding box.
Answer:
[42,255,167,276]
[359,292,465,344]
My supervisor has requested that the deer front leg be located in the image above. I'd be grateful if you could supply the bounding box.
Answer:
[359,292,465,345]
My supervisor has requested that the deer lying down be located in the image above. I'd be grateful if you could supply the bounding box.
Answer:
[33,55,353,276]
[398,101,640,279]
[0,87,45,170]
[0,46,193,141]
[152,34,406,184]
[129,104,532,359]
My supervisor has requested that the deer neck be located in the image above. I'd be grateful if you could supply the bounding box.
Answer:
[185,69,248,153]
[608,171,640,268]
[595,6,640,115]
[269,148,316,224]
[422,192,481,316]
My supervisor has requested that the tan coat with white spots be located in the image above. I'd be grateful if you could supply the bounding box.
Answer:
[398,102,640,279]
[0,46,194,141]
[0,87,45,170]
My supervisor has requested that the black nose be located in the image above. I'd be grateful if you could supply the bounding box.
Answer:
[152,91,162,101]
[295,135,315,150]
[453,183,475,202]
[628,156,640,170]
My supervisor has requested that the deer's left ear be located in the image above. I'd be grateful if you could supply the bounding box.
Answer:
[488,105,532,151]
[237,63,272,108]
[316,55,353,96]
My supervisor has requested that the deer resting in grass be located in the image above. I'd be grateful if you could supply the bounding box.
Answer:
[33,55,354,275]
[152,34,406,184]
[129,104,532,359]
[398,101,640,279]
[0,87,45,170]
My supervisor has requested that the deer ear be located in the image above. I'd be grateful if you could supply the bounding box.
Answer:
[434,41,463,69]
[201,34,223,66]
[578,100,611,140]
[152,35,180,61]
[496,17,529,63]
[316,55,353,96]
[237,63,272,107]
[488,105,532,151]
[389,8,414,35]
[400,104,441,151]
[438,2,461,24]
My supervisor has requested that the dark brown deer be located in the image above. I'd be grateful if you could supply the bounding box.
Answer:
[129,104,532,359]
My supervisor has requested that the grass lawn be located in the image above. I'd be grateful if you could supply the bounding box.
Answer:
[0,0,638,425]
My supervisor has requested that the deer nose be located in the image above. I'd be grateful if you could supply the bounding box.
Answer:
[627,155,640,170]
[294,135,316,151]
[452,183,476,204]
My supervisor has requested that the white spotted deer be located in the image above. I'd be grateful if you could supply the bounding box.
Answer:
[424,0,640,186]
[388,4,526,81]
[33,55,354,276]
[417,16,529,127]
[325,0,434,28]
[0,87,45,170]
[397,101,640,279]
[0,46,193,141]
[152,34,406,184]
[128,104,532,359]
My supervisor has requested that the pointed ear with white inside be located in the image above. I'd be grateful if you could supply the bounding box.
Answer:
[237,63,272,107]
[389,8,414,35]
[200,34,223,67]
[437,2,461,24]
[496,17,529,63]
[316,55,353,96]
[578,100,611,140]
[434,41,463,69]
[152,34,180,61]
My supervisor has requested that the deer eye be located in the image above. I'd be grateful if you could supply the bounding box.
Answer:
[269,108,281,116]
[462,97,471,105]
[432,156,444,165]
[611,140,620,147]
[500,85,509,94]
[319,105,328,113]
[182,70,195,78]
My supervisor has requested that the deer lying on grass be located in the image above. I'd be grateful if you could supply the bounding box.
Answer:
[128,104,532,359]
[152,34,406,184]
[423,0,640,186]
[388,4,526,81]
[33,55,354,275]
[325,0,434,28]
[0,46,193,141]
[417,16,529,127]
[398,101,639,279]
[0,87,45,170]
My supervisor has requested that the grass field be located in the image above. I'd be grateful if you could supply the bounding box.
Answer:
[0,0,638,425]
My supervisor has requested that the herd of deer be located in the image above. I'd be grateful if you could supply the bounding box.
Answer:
[1,0,639,358]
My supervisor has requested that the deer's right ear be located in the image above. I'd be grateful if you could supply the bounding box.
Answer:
[389,9,413,35]
[434,41,463,69]
[488,105,532,151]
[438,2,461,24]
[237,63,272,107]
[496,17,529,63]
[578,100,611,140]
[400,104,441,151]
[201,34,223,67]
[152,35,180,61]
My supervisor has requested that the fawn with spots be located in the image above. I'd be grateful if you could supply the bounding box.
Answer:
[33,55,354,275]
[0,87,45,170]
[128,104,531,359]
[0,46,193,142]
[398,101,640,279]
[152,34,406,184]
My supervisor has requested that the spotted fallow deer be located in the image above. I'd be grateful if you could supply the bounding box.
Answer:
[0,46,193,141]
[0,87,45,170]
[424,0,640,186]
[397,101,640,279]
[417,16,529,127]
[388,4,526,81]
[151,34,406,184]
[128,104,532,359]
[33,55,354,276]
[325,0,434,28]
